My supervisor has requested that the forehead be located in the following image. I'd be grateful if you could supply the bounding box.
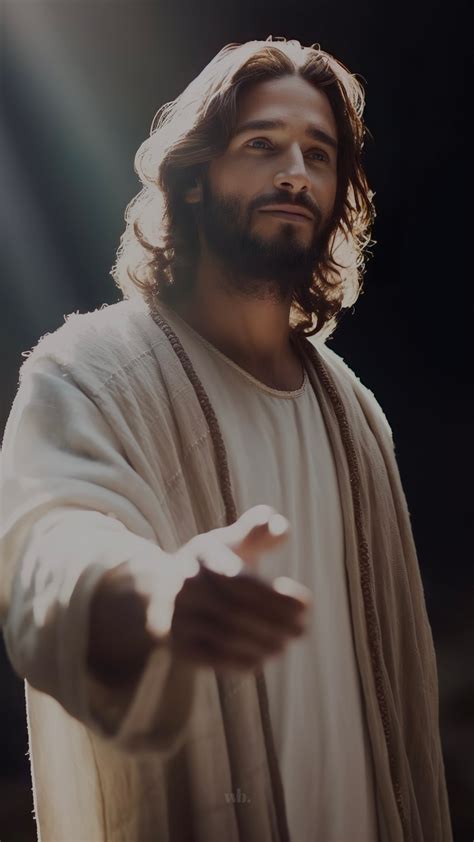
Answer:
[234,74,337,139]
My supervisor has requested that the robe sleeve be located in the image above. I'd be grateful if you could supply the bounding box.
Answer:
[0,357,197,755]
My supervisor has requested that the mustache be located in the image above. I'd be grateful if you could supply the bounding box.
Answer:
[251,192,321,223]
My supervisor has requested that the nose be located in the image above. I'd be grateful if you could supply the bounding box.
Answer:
[273,146,311,194]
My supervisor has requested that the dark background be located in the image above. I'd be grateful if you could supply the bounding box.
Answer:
[1,0,472,839]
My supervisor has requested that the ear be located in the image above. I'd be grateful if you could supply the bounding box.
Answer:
[184,179,203,205]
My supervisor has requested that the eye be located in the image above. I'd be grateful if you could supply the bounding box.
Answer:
[246,138,272,150]
[307,149,329,163]
[246,139,329,163]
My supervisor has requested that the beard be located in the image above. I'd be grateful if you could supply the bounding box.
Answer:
[196,175,329,303]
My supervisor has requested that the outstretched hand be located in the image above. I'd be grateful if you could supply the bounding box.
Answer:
[154,504,312,673]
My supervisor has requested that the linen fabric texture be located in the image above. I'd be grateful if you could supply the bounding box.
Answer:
[0,297,452,842]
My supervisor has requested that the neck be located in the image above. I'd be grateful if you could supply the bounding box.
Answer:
[167,253,303,391]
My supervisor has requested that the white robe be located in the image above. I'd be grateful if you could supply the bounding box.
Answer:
[0,297,452,841]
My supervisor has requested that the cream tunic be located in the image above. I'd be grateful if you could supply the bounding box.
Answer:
[157,302,379,842]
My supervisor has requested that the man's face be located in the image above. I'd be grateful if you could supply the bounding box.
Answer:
[190,74,338,301]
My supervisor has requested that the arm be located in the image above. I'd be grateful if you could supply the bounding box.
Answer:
[0,357,196,754]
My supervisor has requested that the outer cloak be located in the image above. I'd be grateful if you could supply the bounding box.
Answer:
[0,298,452,841]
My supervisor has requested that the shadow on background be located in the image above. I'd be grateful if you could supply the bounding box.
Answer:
[1,0,472,839]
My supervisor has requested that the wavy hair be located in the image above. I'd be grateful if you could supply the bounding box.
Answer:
[110,36,376,340]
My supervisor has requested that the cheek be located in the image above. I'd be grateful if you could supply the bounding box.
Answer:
[315,171,338,216]
[209,154,267,194]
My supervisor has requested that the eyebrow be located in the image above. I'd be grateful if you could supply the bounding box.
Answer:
[232,118,338,151]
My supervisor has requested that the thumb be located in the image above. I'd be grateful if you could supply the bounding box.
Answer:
[229,504,290,567]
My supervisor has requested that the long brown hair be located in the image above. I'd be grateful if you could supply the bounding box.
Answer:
[110,37,375,340]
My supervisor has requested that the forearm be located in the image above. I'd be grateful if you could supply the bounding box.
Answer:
[0,358,196,753]
[3,508,197,753]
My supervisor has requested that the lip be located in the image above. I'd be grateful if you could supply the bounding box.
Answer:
[258,204,314,221]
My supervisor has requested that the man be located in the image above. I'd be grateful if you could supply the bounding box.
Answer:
[0,37,452,841]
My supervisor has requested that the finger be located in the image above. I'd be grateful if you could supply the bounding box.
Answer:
[195,540,245,578]
[202,564,311,629]
[232,506,290,566]
[210,505,290,567]
[233,513,290,567]
[273,576,313,608]
[175,597,296,651]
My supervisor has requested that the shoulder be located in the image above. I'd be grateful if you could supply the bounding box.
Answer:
[306,336,394,444]
[19,298,169,394]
